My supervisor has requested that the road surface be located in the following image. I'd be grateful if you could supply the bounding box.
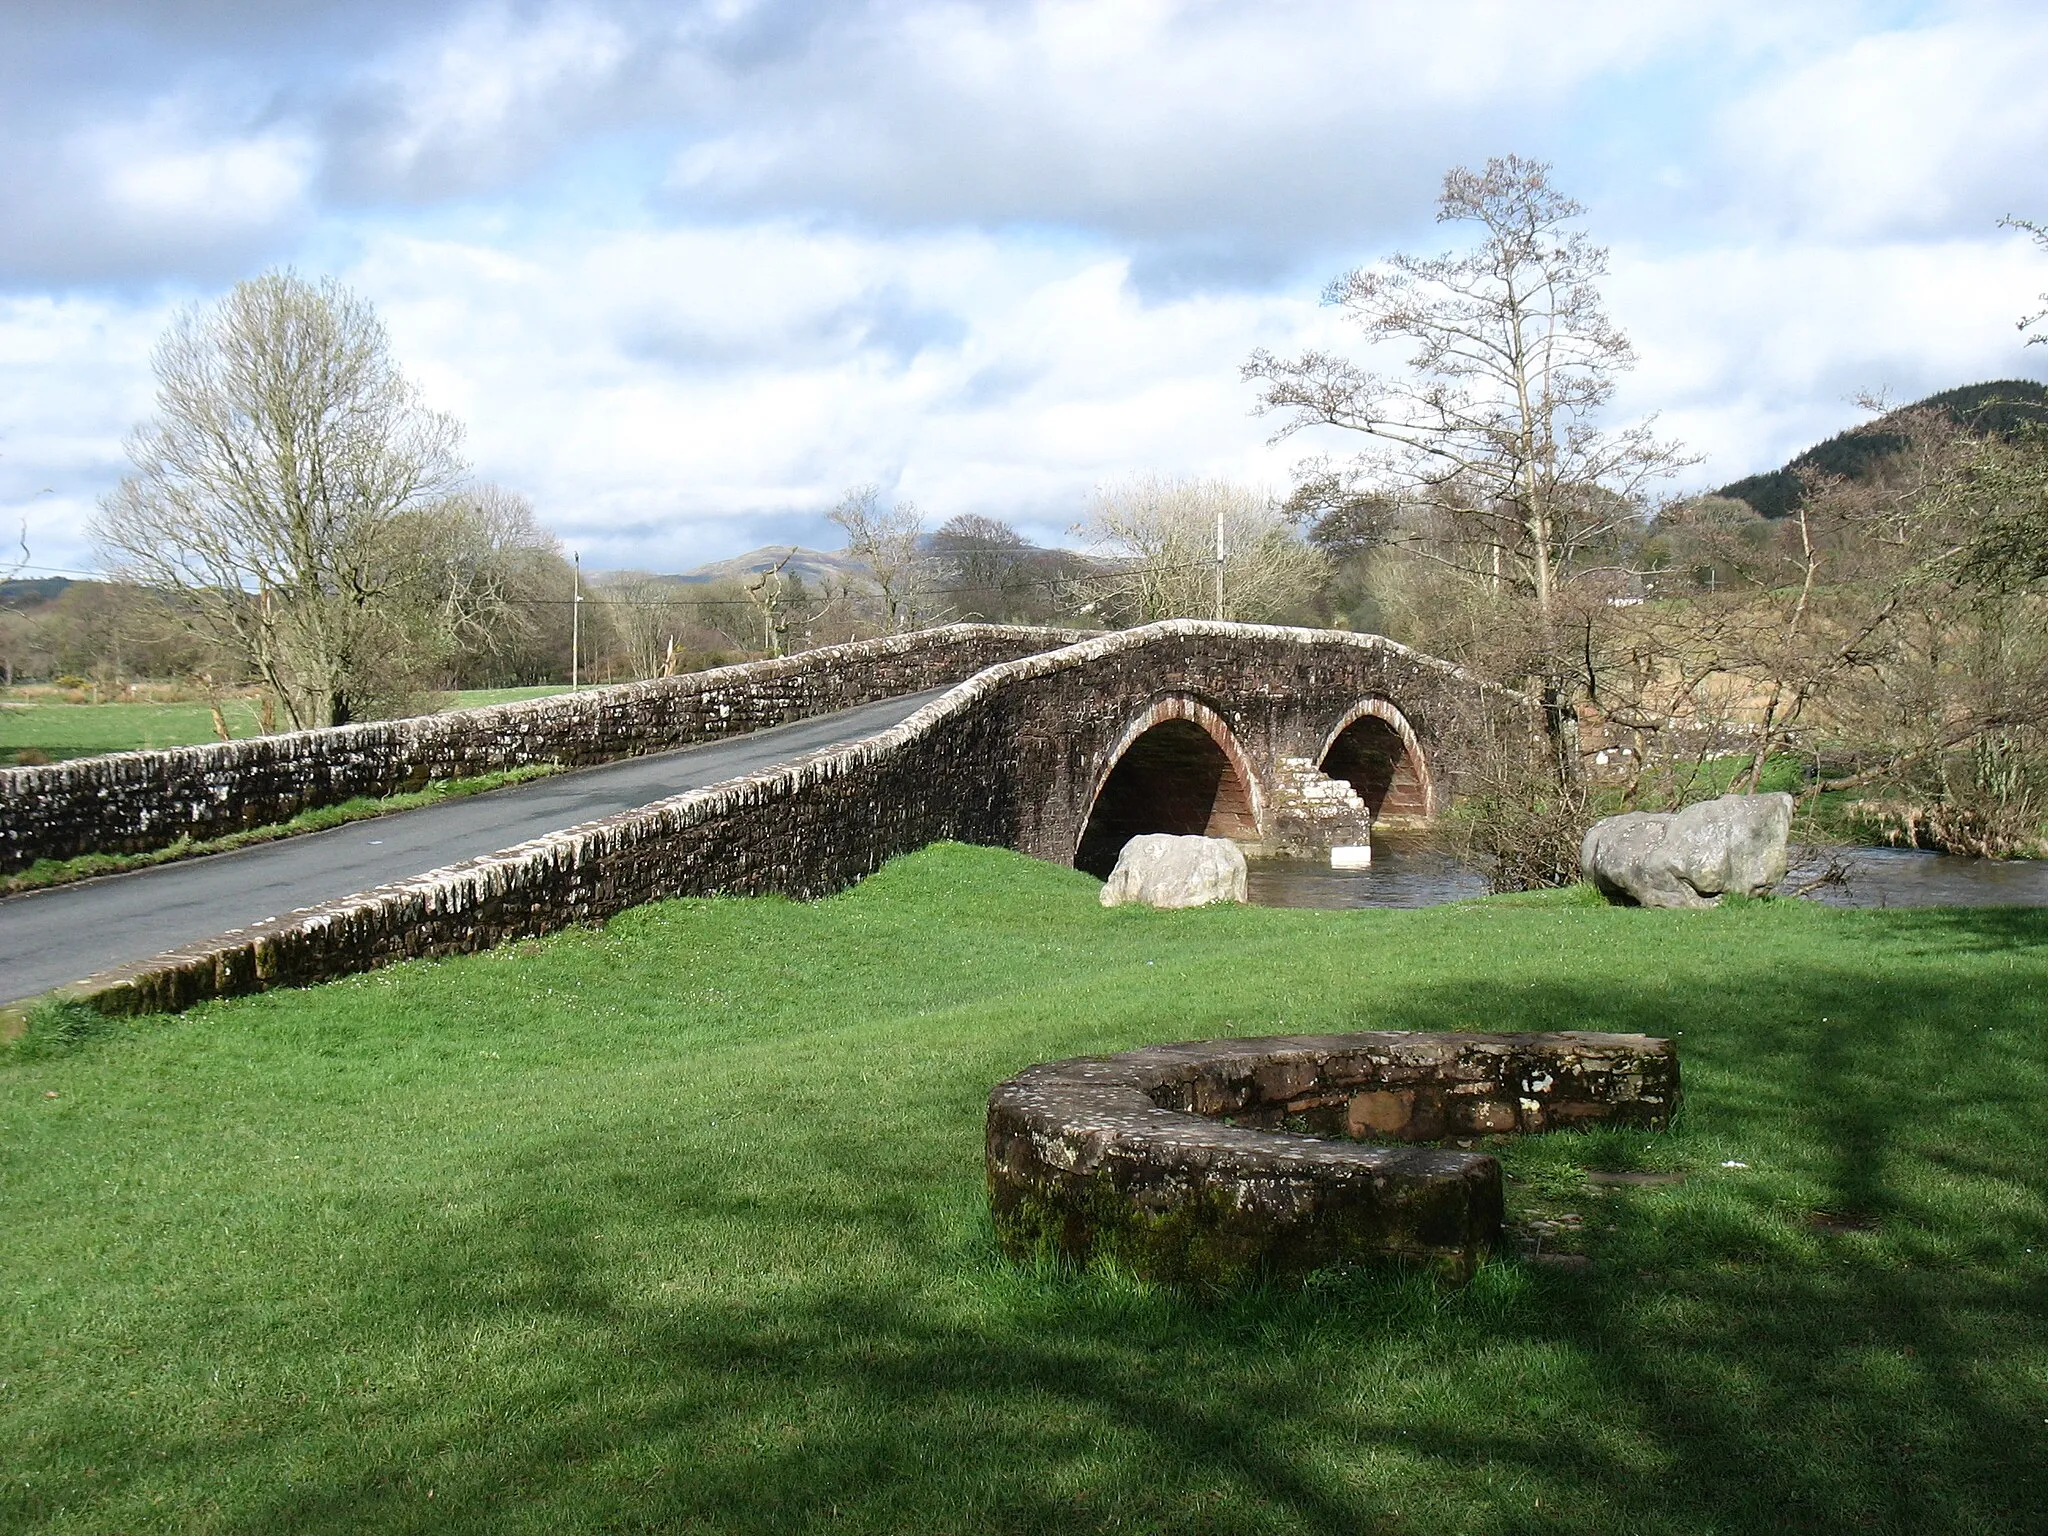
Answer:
[0,688,947,1004]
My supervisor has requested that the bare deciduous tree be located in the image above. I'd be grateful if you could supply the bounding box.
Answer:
[1245,155,1692,773]
[742,548,799,656]
[594,572,685,680]
[828,485,927,631]
[929,513,1029,618]
[92,270,472,727]
[1566,409,2048,856]
[1081,475,1325,624]
[2003,215,2048,347]
[405,483,563,677]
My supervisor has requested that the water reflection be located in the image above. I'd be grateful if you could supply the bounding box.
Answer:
[1244,833,2048,911]
[1787,845,2048,908]
[1244,830,1490,910]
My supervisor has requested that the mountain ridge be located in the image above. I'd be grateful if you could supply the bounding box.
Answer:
[1718,379,2048,517]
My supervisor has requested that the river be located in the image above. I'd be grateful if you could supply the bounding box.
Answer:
[1243,831,2048,911]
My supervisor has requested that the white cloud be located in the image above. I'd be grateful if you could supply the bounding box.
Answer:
[0,293,172,574]
[346,219,1342,568]
[0,92,317,283]
[22,214,2048,576]
[1715,4,2048,240]
[94,118,315,228]
[9,0,2048,579]
[352,4,633,192]
[664,0,1752,247]
[1609,230,2048,487]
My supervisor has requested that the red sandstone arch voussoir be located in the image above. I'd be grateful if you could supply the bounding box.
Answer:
[1318,697,1435,819]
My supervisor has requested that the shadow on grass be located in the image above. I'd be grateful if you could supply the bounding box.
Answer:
[23,940,2048,1536]
[1835,902,2048,955]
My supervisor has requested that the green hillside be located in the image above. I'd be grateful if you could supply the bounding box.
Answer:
[1719,379,2048,517]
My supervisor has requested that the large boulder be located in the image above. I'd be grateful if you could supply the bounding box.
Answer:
[1099,834,1248,909]
[1581,792,1794,909]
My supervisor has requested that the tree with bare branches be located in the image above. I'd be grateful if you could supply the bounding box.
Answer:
[93,270,482,727]
[742,547,799,655]
[1245,155,1692,774]
[1082,475,1325,624]
[828,485,926,632]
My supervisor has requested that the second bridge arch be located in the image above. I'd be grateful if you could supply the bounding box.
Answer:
[1317,700,1434,821]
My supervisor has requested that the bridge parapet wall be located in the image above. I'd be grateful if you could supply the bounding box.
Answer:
[65,622,1535,1017]
[0,624,1088,873]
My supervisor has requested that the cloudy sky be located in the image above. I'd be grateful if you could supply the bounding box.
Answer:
[4,0,2047,575]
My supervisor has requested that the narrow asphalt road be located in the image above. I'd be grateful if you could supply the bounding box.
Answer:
[0,688,949,1004]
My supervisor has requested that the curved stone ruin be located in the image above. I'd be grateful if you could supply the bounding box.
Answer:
[987,1030,1678,1285]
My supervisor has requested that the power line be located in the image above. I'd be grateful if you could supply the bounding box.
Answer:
[503,558,1221,608]
[3,557,1226,609]
[3,563,101,579]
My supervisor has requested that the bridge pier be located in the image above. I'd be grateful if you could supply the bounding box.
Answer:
[1262,758,1373,857]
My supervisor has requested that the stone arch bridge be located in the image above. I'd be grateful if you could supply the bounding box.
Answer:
[21,621,1537,1014]
[956,623,1515,875]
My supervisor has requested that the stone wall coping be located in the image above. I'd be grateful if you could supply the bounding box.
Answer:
[886,618,1531,722]
[787,619,1529,822]
[985,1028,1676,1284]
[990,1030,1672,1177]
[993,1046,1475,1180]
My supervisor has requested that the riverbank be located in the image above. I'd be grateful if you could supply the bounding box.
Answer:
[6,843,2043,1533]
[1245,833,2048,911]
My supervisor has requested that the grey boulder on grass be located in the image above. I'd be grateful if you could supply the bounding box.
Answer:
[1099,834,1248,909]
[1581,792,1794,909]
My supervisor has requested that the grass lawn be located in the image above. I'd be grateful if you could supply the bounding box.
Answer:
[0,699,265,765]
[3,844,2044,1534]
[442,686,581,709]
[0,687,584,766]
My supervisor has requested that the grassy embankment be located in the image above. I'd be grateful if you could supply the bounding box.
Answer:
[0,696,265,765]
[4,843,2043,1534]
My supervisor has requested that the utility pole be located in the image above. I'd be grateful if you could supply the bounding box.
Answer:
[570,552,581,688]
[1214,506,1225,621]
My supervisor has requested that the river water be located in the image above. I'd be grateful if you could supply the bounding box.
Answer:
[1243,832,2048,911]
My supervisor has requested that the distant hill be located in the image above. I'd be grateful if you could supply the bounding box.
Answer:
[1718,380,2048,517]
[670,546,877,592]
[0,576,73,609]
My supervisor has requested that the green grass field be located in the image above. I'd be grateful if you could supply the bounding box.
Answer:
[0,698,265,764]
[0,687,581,765]
[4,845,2045,1534]
[443,685,580,709]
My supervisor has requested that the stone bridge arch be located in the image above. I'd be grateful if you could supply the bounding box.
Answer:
[1317,698,1434,821]
[1074,695,1263,877]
